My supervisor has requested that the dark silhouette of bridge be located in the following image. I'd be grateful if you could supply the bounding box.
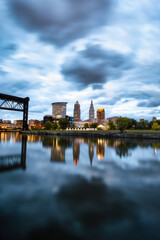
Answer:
[0,135,27,172]
[0,93,29,130]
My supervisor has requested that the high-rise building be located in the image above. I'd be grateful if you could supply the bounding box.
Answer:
[89,100,94,122]
[74,101,80,121]
[97,108,105,120]
[52,102,67,119]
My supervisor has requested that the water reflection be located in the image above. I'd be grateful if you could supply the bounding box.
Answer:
[73,138,80,165]
[0,135,27,172]
[1,133,160,240]
[1,133,160,169]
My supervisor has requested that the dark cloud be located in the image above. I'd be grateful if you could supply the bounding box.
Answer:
[8,0,112,47]
[61,44,133,89]
[0,43,17,61]
[0,80,40,96]
[137,97,160,108]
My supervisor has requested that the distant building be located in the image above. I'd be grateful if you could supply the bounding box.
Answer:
[140,119,144,123]
[89,100,95,122]
[14,120,23,127]
[3,120,11,124]
[107,116,119,124]
[152,117,157,122]
[74,101,80,121]
[43,115,53,123]
[52,102,67,119]
[97,108,105,120]
[0,119,2,123]
[29,120,41,126]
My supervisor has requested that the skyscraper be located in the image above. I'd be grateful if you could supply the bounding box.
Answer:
[74,101,80,121]
[52,102,67,119]
[97,108,105,120]
[89,100,94,122]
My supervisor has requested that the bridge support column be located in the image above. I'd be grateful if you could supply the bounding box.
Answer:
[23,97,29,130]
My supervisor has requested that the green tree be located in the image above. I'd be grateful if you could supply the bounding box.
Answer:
[127,118,137,129]
[108,121,116,130]
[58,119,69,130]
[44,121,52,130]
[152,122,160,130]
[116,117,130,133]
[84,123,89,128]
[52,122,58,130]
[90,122,98,128]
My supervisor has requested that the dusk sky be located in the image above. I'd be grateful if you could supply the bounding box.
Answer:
[0,0,160,121]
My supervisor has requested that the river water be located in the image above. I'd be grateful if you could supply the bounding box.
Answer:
[0,132,160,240]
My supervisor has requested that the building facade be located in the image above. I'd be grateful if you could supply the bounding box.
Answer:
[97,108,105,120]
[74,101,80,121]
[52,102,67,119]
[89,100,95,122]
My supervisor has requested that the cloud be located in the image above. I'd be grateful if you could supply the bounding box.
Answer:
[8,0,112,47]
[61,44,133,89]
[0,43,17,61]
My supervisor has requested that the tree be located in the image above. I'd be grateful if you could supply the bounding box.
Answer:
[58,119,69,130]
[127,118,137,129]
[90,122,98,128]
[44,121,52,130]
[116,117,130,133]
[52,122,58,130]
[152,122,160,130]
[84,123,89,128]
[108,121,116,130]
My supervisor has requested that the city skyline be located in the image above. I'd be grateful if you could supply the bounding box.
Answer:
[0,0,160,121]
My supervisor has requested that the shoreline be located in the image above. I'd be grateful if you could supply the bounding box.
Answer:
[20,130,160,139]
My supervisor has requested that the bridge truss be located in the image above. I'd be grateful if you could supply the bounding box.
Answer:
[0,93,29,130]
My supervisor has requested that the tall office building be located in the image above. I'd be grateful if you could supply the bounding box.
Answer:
[89,100,94,122]
[52,102,67,119]
[74,101,80,121]
[97,108,105,120]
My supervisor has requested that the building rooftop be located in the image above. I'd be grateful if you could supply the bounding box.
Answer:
[51,102,67,105]
[97,108,104,112]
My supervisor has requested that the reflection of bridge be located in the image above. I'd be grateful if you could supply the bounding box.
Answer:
[0,135,27,172]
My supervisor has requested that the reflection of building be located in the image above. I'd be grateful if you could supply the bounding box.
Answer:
[74,101,80,121]
[97,108,105,120]
[51,146,65,162]
[97,139,105,160]
[51,137,65,162]
[89,100,95,122]
[73,139,80,165]
[52,102,67,119]
[89,141,94,167]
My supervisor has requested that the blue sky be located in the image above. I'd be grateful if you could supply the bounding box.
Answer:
[0,0,160,121]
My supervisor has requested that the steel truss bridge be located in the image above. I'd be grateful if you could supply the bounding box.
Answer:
[0,93,30,130]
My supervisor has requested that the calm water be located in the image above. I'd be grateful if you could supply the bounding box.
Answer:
[1,132,160,240]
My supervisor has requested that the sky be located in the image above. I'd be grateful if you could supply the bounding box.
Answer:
[0,0,160,121]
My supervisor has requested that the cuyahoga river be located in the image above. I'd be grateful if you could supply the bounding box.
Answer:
[1,132,160,240]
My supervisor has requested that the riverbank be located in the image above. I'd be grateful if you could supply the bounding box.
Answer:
[21,130,160,139]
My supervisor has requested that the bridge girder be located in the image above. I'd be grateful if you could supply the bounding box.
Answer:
[0,93,30,130]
